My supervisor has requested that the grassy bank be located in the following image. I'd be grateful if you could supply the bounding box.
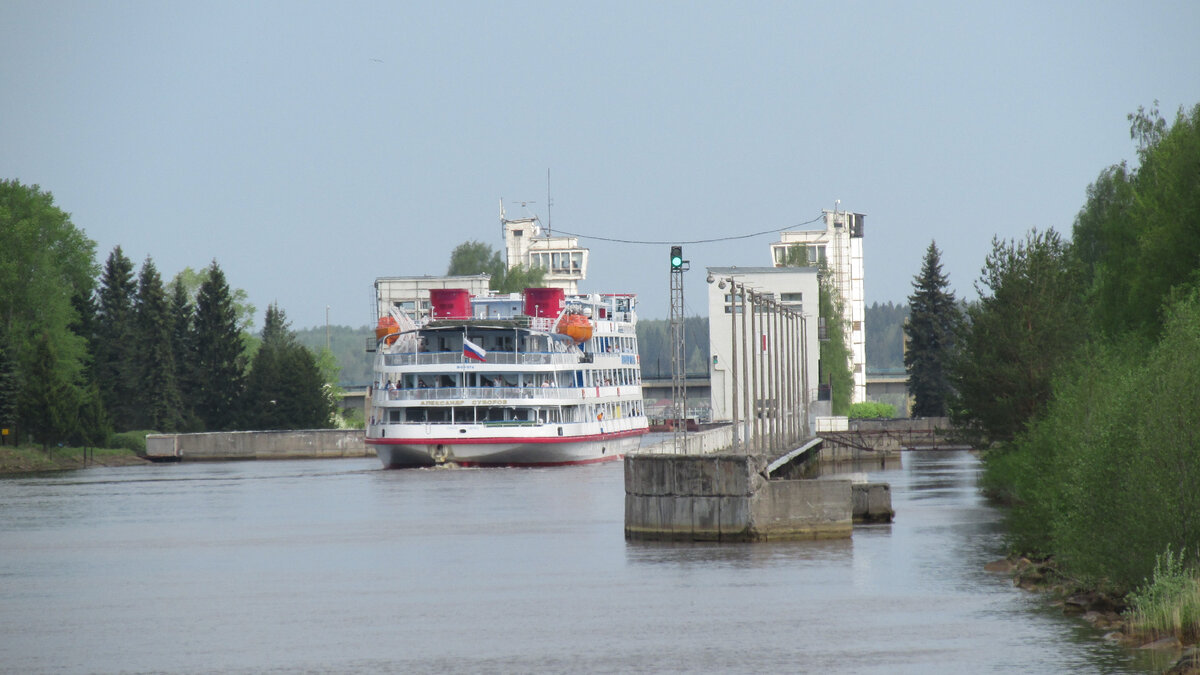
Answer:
[0,444,148,475]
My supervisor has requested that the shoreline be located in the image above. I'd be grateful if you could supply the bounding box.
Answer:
[986,556,1199,672]
[0,446,149,476]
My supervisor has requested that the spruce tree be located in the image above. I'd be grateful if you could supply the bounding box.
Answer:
[193,261,245,430]
[242,303,289,430]
[19,333,76,449]
[243,304,334,430]
[904,241,960,417]
[279,342,335,429]
[0,340,18,444]
[95,246,138,430]
[169,279,201,430]
[134,258,183,431]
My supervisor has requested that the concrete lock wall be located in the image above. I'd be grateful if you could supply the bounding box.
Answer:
[145,429,369,461]
[624,453,854,541]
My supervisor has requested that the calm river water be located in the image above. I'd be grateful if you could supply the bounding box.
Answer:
[0,450,1164,673]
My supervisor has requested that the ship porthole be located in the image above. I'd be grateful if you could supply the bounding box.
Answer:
[602,447,606,454]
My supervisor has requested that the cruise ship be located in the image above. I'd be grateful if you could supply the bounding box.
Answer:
[366,287,649,467]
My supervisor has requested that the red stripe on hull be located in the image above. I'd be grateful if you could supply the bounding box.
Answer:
[453,454,624,468]
[365,428,647,446]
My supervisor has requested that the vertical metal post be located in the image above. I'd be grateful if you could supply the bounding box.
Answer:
[801,312,810,437]
[728,279,739,453]
[772,299,782,454]
[740,284,750,451]
[670,250,686,453]
[749,291,759,452]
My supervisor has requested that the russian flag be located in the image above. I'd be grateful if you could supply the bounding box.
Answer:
[463,338,487,362]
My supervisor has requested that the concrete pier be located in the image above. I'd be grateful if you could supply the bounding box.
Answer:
[625,426,893,541]
[145,429,368,461]
[624,451,855,541]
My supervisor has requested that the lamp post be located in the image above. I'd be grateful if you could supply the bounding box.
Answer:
[325,305,331,352]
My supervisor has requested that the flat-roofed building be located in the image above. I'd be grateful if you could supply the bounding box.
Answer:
[769,209,866,403]
[501,205,588,294]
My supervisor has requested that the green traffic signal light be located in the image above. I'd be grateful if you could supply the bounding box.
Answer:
[670,246,683,269]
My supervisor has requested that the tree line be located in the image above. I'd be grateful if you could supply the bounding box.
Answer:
[0,180,336,449]
[902,102,1200,597]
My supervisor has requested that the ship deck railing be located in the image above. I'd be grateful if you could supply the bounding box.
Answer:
[381,351,582,367]
[381,385,643,402]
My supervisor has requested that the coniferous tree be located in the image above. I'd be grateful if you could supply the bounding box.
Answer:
[0,340,18,444]
[242,303,289,430]
[951,230,1084,444]
[193,261,245,430]
[72,381,111,450]
[243,304,334,430]
[169,279,201,430]
[134,258,183,431]
[904,242,961,417]
[95,246,138,430]
[19,333,76,449]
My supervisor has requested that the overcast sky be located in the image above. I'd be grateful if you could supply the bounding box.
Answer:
[3,1,1199,329]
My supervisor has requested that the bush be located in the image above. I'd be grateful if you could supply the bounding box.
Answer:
[987,287,1200,590]
[847,402,895,419]
[108,430,159,454]
[1127,547,1200,643]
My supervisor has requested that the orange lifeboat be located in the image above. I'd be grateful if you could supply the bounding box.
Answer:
[375,316,400,345]
[556,313,592,343]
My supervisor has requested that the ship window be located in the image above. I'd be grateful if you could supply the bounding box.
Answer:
[388,409,402,423]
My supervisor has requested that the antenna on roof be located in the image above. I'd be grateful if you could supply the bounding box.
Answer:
[546,169,553,237]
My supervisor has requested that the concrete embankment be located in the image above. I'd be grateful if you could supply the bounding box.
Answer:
[145,429,368,461]
[625,427,893,541]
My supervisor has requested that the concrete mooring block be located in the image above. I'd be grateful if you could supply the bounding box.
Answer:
[851,482,894,523]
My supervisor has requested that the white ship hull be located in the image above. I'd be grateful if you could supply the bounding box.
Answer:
[370,429,643,467]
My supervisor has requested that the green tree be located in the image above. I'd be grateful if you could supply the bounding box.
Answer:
[0,341,18,444]
[818,271,854,415]
[194,261,246,430]
[94,246,139,430]
[780,244,853,414]
[170,266,257,333]
[951,229,1085,445]
[134,258,183,431]
[18,333,76,449]
[242,303,334,430]
[446,240,545,294]
[1074,103,1200,341]
[0,180,96,427]
[169,278,202,430]
[447,240,501,277]
[293,324,374,387]
[72,380,112,450]
[904,242,960,417]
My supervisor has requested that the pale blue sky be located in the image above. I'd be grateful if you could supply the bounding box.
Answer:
[3,1,1199,329]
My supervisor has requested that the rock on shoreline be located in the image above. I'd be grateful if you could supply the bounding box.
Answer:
[985,556,1200,672]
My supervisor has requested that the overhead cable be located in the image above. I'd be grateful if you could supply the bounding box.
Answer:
[550,213,826,245]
